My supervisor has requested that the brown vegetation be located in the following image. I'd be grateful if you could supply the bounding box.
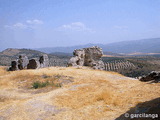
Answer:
[0,66,159,120]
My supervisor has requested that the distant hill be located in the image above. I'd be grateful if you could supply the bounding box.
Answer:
[0,48,49,58]
[103,51,124,57]
[0,48,69,66]
[35,38,160,54]
[105,38,160,54]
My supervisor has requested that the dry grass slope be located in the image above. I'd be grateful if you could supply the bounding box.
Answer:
[0,66,160,120]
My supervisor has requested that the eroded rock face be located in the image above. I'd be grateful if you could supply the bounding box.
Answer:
[68,56,79,67]
[39,54,49,68]
[68,46,105,70]
[27,58,40,69]
[9,60,18,71]
[9,54,50,71]
[68,49,85,66]
[91,60,105,70]
[140,71,160,83]
[84,47,103,65]
[9,55,29,71]
[17,55,29,70]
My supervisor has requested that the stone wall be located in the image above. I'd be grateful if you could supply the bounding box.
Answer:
[27,58,40,69]
[8,60,18,71]
[17,55,29,70]
[39,54,49,68]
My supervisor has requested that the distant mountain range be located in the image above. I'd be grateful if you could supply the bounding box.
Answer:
[35,38,160,54]
[1,38,160,66]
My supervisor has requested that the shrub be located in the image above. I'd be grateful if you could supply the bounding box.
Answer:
[32,81,62,89]
[32,81,50,89]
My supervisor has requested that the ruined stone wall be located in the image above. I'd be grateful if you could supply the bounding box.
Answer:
[68,46,105,70]
[9,54,50,71]
[39,54,49,68]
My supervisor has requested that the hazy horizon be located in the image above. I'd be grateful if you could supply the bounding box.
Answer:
[0,0,160,51]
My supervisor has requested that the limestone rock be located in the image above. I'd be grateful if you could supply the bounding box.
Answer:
[68,56,79,67]
[92,60,105,70]
[73,49,85,66]
[9,60,18,71]
[9,54,50,71]
[9,55,29,71]
[17,55,29,70]
[39,54,49,68]
[68,46,105,70]
[140,71,160,83]
[83,46,103,66]
[27,58,40,69]
[68,49,85,67]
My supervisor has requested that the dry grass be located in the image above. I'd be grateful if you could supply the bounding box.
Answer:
[51,67,160,119]
[0,67,72,89]
[0,66,10,76]
[0,66,160,120]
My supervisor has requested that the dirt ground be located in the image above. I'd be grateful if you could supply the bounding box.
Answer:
[0,66,160,120]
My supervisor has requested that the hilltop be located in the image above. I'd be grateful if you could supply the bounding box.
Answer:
[0,66,159,120]
[0,48,47,57]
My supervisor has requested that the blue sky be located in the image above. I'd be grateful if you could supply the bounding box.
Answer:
[0,0,160,50]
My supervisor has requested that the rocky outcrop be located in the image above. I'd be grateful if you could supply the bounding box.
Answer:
[140,71,160,83]
[39,54,49,68]
[9,60,18,71]
[83,47,105,70]
[17,55,29,70]
[68,46,105,70]
[9,55,29,71]
[27,58,40,69]
[9,54,49,71]
[68,49,85,66]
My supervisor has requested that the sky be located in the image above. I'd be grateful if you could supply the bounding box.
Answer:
[0,0,160,51]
